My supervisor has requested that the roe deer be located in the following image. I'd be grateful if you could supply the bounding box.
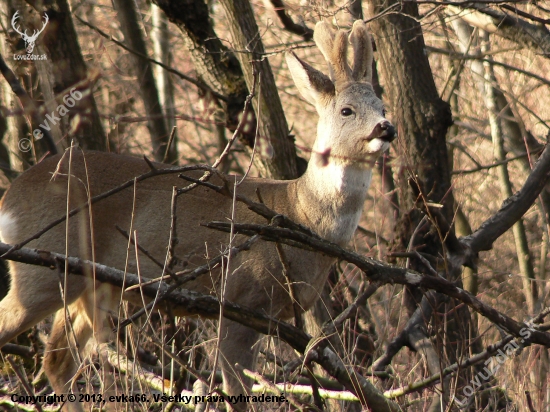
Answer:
[0,20,394,411]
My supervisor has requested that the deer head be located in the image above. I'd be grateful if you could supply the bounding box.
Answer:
[286,21,395,169]
[11,11,49,54]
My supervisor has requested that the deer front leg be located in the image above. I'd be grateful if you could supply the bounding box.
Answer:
[219,319,260,412]
[44,307,91,412]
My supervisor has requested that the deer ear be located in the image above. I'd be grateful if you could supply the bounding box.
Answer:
[286,52,335,107]
[350,20,373,83]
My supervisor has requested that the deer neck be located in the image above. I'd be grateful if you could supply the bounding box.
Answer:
[295,156,372,246]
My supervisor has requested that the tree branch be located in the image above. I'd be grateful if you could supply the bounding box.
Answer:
[0,241,399,412]
[73,15,225,101]
[448,5,550,59]
[269,0,313,41]
[464,136,550,252]
[204,220,550,346]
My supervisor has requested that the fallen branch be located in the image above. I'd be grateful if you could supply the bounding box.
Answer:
[0,343,36,358]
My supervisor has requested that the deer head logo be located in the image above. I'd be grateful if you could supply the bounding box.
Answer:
[11,11,49,54]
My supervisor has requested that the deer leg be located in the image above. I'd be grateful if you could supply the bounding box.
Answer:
[219,319,260,412]
[43,281,118,411]
[81,284,118,406]
[44,301,93,412]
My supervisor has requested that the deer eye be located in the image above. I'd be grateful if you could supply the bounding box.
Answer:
[341,108,354,117]
[382,109,387,117]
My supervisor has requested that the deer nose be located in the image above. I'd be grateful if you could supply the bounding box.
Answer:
[379,121,396,142]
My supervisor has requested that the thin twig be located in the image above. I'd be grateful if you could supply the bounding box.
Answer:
[119,235,261,329]
[115,225,169,272]
[162,126,178,164]
[384,335,515,398]
[164,186,179,282]
[452,148,543,175]
[174,66,258,197]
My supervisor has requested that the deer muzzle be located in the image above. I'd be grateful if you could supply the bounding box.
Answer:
[367,120,396,142]
[378,121,396,142]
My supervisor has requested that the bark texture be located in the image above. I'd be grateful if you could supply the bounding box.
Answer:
[154,0,299,179]
[366,0,453,264]
[219,0,298,179]
[152,0,255,149]
[449,5,550,60]
[366,1,456,407]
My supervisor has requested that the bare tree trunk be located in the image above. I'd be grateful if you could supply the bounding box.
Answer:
[365,1,464,407]
[365,1,454,284]
[151,3,178,163]
[36,0,106,151]
[218,0,298,180]
[450,17,550,216]
[152,0,257,154]
[452,19,538,315]
[371,56,399,228]
[1,0,46,168]
[481,33,537,315]
[33,47,63,152]
[448,4,550,60]
[445,50,479,298]
[155,0,300,179]
[455,206,477,293]
[113,0,172,162]
[365,0,454,310]
[0,55,26,172]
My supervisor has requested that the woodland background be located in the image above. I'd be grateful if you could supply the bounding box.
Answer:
[0,0,550,411]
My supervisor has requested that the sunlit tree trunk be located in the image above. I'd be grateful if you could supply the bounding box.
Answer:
[113,0,172,162]
[151,3,178,163]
